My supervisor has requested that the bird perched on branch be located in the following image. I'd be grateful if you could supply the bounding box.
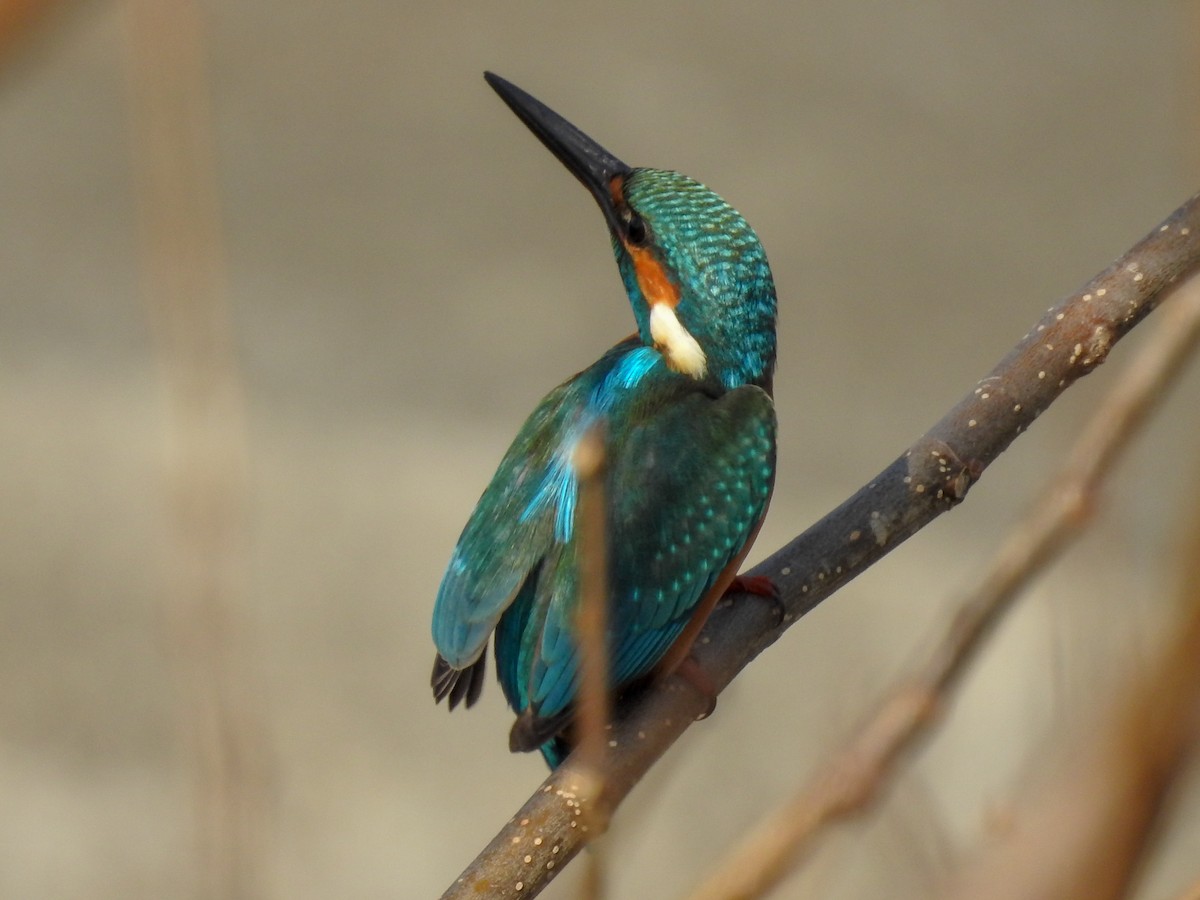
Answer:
[431,72,778,767]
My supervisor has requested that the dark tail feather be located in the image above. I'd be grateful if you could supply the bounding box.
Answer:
[431,650,487,710]
[509,705,575,768]
[538,735,573,769]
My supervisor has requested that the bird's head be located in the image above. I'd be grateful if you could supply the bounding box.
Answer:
[485,73,777,391]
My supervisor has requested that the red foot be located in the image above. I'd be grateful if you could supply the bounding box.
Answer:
[726,574,778,599]
[676,655,717,720]
[724,575,785,624]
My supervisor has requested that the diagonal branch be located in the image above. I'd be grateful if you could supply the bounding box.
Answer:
[440,191,1200,900]
[683,262,1200,900]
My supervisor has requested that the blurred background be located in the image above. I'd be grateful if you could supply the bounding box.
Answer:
[2,2,1200,897]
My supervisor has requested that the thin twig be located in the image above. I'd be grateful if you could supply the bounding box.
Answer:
[684,275,1200,900]
[440,193,1200,899]
[573,424,612,899]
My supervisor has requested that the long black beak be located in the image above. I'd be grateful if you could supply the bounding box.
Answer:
[484,72,632,236]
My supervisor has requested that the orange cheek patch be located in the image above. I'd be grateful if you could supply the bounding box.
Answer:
[610,177,680,308]
[628,244,680,308]
[609,176,626,207]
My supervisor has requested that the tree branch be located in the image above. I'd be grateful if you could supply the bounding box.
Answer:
[440,191,1200,900]
[683,261,1200,900]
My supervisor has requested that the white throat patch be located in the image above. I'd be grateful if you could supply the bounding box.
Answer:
[649,302,707,379]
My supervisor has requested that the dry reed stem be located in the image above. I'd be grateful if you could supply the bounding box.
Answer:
[939,428,1200,899]
[573,425,613,899]
[122,1,271,896]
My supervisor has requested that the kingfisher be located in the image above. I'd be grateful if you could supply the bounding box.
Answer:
[431,72,778,768]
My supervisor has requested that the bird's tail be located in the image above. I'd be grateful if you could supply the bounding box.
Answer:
[539,735,573,769]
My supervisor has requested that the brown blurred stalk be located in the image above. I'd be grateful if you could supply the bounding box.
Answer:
[122,1,271,897]
[940,453,1200,899]
[572,425,613,900]
[0,0,55,58]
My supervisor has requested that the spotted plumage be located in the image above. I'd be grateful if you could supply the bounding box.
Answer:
[431,74,778,767]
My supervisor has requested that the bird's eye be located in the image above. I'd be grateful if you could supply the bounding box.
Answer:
[625,213,647,246]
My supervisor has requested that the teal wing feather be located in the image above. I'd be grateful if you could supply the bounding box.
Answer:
[606,383,776,676]
[431,339,642,708]
[432,338,775,763]
[430,375,582,681]
[507,370,776,744]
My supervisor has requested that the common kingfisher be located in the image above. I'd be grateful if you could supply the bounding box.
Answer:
[431,73,778,767]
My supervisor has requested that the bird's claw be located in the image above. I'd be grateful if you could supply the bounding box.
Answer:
[724,574,785,624]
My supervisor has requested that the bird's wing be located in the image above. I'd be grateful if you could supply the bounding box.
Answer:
[430,377,583,671]
[521,382,776,724]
